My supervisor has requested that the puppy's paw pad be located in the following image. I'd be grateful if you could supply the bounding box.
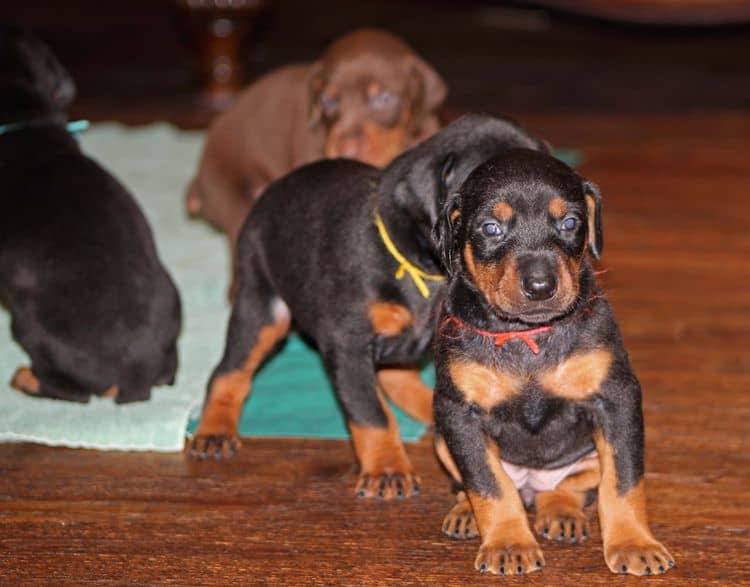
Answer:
[188,434,241,461]
[606,542,674,576]
[442,499,478,540]
[355,472,420,500]
[474,542,545,576]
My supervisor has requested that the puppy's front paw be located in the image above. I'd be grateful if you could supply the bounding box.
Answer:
[355,472,420,500]
[474,539,545,576]
[188,434,241,461]
[442,493,478,539]
[605,540,674,575]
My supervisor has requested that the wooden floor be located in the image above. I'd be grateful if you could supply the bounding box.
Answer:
[2,2,750,585]
[1,112,748,585]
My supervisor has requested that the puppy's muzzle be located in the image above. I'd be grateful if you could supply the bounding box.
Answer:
[518,255,558,301]
[327,128,364,159]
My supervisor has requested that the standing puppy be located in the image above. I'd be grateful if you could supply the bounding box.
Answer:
[189,115,547,501]
[0,27,181,402]
[185,28,447,294]
[432,150,673,575]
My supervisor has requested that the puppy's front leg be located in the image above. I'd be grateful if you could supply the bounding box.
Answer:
[436,398,544,576]
[594,377,675,575]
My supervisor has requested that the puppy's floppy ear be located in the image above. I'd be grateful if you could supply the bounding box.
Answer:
[307,62,325,128]
[432,190,461,276]
[440,152,456,191]
[582,179,603,259]
[38,41,76,109]
[409,55,447,115]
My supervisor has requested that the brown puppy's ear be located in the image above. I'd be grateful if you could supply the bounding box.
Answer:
[432,188,461,276]
[582,179,603,260]
[307,62,325,128]
[409,55,447,115]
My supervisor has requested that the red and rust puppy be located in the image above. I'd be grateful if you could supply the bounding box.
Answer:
[189,115,548,501]
[186,28,447,295]
[0,26,181,403]
[432,150,674,575]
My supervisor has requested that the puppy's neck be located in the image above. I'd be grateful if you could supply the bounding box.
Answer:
[375,195,442,276]
[0,92,66,127]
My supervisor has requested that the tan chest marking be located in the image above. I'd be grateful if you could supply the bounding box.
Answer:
[539,349,612,400]
[368,302,413,337]
[449,359,522,412]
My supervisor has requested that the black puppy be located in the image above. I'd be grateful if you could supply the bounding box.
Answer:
[432,149,674,575]
[0,27,181,402]
[190,114,547,499]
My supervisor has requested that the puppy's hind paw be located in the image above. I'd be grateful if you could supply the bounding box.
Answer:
[442,493,479,540]
[188,434,241,461]
[355,472,420,500]
[10,366,40,396]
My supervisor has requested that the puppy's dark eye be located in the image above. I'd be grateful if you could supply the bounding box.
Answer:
[369,90,398,110]
[482,222,504,237]
[320,93,339,114]
[561,216,579,231]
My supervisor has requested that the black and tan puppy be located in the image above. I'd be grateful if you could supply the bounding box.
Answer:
[189,115,547,499]
[432,149,674,575]
[0,26,181,402]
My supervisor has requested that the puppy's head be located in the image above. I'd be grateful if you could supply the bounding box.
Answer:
[436,148,603,324]
[0,25,75,122]
[382,114,548,253]
[308,28,446,168]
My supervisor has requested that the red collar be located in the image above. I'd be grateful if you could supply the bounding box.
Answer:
[440,315,553,355]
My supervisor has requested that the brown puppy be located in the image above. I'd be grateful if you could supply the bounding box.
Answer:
[185,28,447,292]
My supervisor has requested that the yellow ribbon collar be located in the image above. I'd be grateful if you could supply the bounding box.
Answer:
[374,210,445,298]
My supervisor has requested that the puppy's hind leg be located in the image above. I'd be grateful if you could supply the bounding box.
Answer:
[377,366,434,424]
[11,366,90,403]
[435,435,478,540]
[190,270,291,461]
[325,342,418,500]
[534,459,600,544]
[154,342,178,387]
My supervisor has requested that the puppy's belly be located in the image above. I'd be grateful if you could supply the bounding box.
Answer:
[502,451,598,507]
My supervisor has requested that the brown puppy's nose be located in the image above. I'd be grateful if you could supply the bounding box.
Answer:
[337,137,361,159]
[521,273,557,301]
[334,127,364,159]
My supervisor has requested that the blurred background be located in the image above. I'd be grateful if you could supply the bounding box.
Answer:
[2,0,749,128]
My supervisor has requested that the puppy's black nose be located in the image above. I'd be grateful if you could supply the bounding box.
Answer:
[521,273,557,301]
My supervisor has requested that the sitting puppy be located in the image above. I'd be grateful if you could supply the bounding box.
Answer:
[189,114,548,500]
[185,28,447,294]
[0,26,182,403]
[432,150,674,575]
